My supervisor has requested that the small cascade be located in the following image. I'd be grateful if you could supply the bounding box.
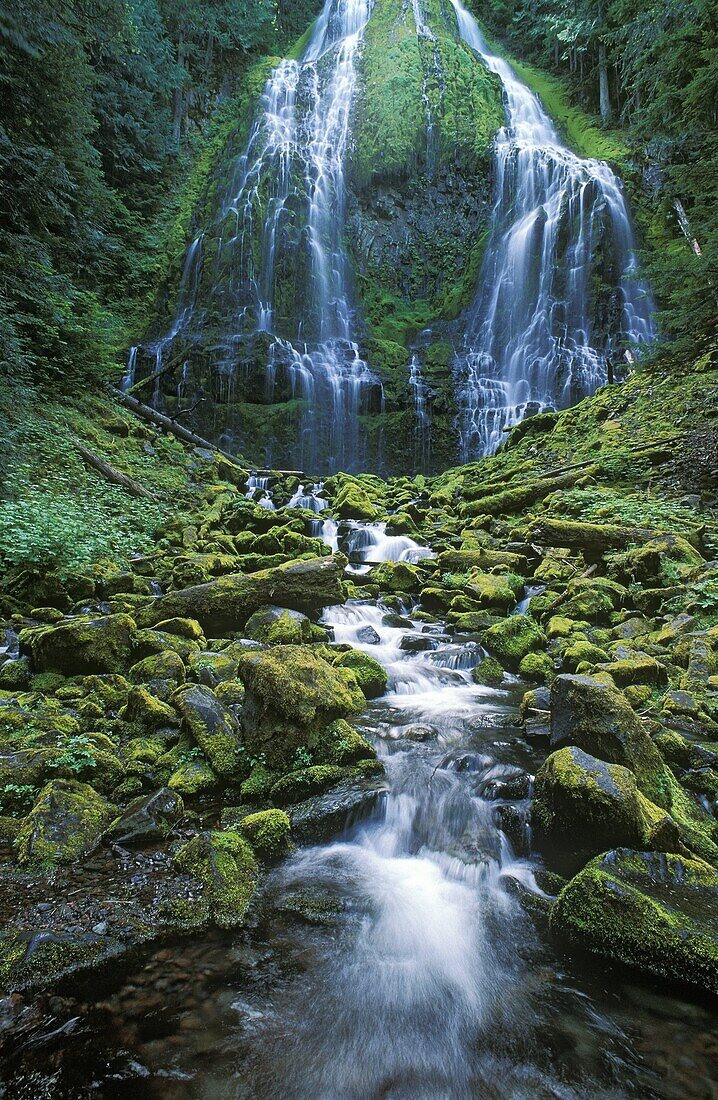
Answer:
[245,473,276,510]
[449,0,655,458]
[342,521,436,573]
[287,482,329,512]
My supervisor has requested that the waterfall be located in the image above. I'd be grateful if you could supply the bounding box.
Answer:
[448,0,655,458]
[131,0,377,474]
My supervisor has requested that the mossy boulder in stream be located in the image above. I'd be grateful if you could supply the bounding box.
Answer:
[533,746,680,874]
[483,614,546,669]
[171,683,244,778]
[238,808,292,862]
[332,649,388,698]
[244,605,312,645]
[551,849,718,994]
[550,674,671,808]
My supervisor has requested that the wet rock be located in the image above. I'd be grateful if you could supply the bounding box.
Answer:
[533,746,679,874]
[129,650,186,685]
[399,633,437,652]
[404,724,436,741]
[289,777,387,844]
[550,674,670,807]
[551,849,718,994]
[172,683,244,777]
[356,625,381,644]
[237,809,292,862]
[173,830,258,929]
[105,788,184,847]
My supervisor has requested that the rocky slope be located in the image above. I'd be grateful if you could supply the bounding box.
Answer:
[0,342,717,1005]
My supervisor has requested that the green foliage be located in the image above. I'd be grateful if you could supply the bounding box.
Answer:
[0,784,38,816]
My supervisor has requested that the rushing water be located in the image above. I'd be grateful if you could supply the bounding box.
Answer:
[448,0,655,458]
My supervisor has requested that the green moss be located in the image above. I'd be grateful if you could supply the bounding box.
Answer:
[551,849,718,994]
[238,809,292,862]
[270,765,347,806]
[167,757,217,795]
[171,683,244,778]
[518,650,555,683]
[20,614,137,676]
[483,614,546,669]
[311,719,376,766]
[473,656,504,686]
[120,685,178,729]
[15,779,115,868]
[174,829,258,929]
[240,764,276,803]
[332,650,388,699]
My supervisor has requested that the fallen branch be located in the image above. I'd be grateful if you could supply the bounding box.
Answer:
[73,440,158,501]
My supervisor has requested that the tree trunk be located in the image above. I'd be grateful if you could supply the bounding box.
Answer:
[598,41,611,123]
[173,33,185,149]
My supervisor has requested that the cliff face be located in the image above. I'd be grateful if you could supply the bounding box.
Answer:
[130,0,504,475]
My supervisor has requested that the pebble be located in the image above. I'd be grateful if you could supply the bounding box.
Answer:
[92,921,108,935]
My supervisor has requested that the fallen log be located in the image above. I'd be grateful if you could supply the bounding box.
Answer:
[108,386,247,473]
[73,440,158,501]
[461,468,599,518]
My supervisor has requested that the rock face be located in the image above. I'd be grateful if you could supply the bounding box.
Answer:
[136,556,346,635]
[551,849,718,994]
[550,674,670,807]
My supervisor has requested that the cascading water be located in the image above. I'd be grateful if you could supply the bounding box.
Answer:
[448,0,655,458]
[130,0,378,473]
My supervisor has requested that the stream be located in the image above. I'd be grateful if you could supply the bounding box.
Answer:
[3,522,718,1098]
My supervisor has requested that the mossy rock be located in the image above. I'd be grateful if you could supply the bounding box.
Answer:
[167,757,217,796]
[132,628,202,662]
[187,650,239,687]
[331,650,388,699]
[609,535,705,588]
[20,614,137,676]
[236,646,366,769]
[244,605,312,645]
[240,764,277,803]
[372,560,424,593]
[473,656,504,687]
[518,650,555,683]
[467,571,523,611]
[533,746,678,874]
[550,674,671,809]
[238,808,292,862]
[483,614,547,669]
[598,653,668,687]
[174,829,258,929]
[105,787,184,847]
[120,686,178,729]
[15,779,115,868]
[136,554,346,635]
[171,683,244,778]
[551,848,718,994]
[129,650,186,685]
[270,765,347,806]
[154,617,205,641]
[562,639,609,670]
[310,719,376,766]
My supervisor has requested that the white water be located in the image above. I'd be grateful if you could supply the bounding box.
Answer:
[249,525,542,1097]
[449,0,655,457]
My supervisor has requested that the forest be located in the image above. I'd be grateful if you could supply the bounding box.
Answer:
[0,0,717,1095]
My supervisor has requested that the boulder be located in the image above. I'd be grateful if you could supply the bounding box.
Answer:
[136,555,346,635]
[237,809,292,862]
[270,764,347,806]
[467,571,523,611]
[16,779,115,867]
[129,650,186,685]
[174,829,257,928]
[533,746,679,873]
[289,776,387,844]
[332,649,388,698]
[236,645,365,768]
[551,848,718,994]
[483,614,546,669]
[244,605,312,645]
[550,674,670,807]
[20,614,136,675]
[171,683,244,777]
[105,788,184,847]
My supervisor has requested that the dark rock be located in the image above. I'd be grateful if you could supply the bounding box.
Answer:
[289,777,387,845]
[105,788,184,847]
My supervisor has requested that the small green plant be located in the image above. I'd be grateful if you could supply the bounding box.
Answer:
[291,746,313,769]
[51,734,97,775]
[0,783,37,815]
[441,571,469,589]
